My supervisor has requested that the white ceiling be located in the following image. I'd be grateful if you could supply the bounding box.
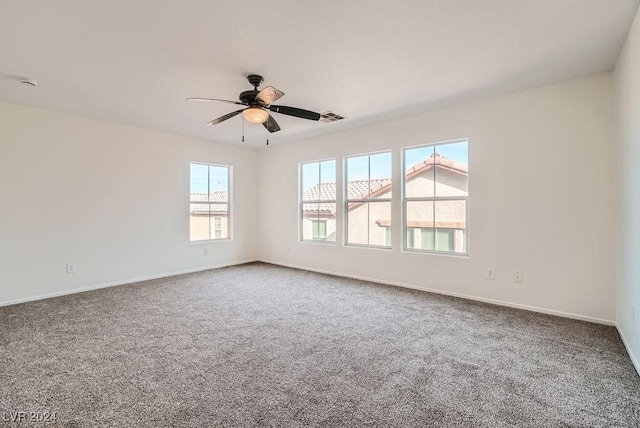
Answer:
[1,0,638,147]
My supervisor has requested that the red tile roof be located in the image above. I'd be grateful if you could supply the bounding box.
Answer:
[190,192,228,215]
[302,154,467,215]
[188,154,467,217]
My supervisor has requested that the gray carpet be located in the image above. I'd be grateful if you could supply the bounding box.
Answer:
[1,262,638,427]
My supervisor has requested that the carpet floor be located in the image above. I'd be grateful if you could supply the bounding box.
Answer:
[1,262,638,427]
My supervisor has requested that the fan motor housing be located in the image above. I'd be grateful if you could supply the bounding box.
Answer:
[239,90,260,105]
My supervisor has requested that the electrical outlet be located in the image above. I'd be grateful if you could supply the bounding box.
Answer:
[514,271,523,284]
[66,263,76,274]
[486,268,495,280]
[203,248,209,256]
[287,246,292,254]
[632,305,636,325]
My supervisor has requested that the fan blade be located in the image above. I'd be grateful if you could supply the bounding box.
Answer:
[268,105,321,121]
[255,86,284,105]
[206,109,244,126]
[262,114,281,133]
[187,97,245,106]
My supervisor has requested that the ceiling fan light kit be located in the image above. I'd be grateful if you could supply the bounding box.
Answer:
[187,74,322,134]
[242,106,269,124]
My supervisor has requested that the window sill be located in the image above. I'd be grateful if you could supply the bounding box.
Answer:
[344,243,392,251]
[190,238,232,244]
[300,239,337,245]
[401,248,469,258]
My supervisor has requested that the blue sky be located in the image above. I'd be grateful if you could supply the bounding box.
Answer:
[192,141,467,193]
[300,141,468,191]
[405,140,468,170]
[190,163,229,193]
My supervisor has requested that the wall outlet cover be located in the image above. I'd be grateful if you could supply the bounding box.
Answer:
[486,268,495,280]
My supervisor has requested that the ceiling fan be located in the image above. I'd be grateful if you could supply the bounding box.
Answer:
[187,74,321,133]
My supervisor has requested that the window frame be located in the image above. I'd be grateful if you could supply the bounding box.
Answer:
[299,158,337,244]
[189,162,232,242]
[344,150,393,249]
[402,139,469,256]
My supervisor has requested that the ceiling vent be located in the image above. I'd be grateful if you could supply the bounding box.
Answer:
[320,111,347,123]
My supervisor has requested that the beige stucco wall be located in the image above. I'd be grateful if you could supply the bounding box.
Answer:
[301,216,337,242]
[190,215,229,241]
[345,168,467,248]
[347,200,392,246]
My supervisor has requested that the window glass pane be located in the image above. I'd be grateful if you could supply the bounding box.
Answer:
[434,200,467,254]
[369,152,392,195]
[435,141,468,197]
[209,214,228,239]
[435,229,455,252]
[406,227,435,251]
[311,220,328,240]
[190,163,231,241]
[214,217,223,239]
[436,141,469,164]
[209,165,229,198]
[300,160,336,243]
[302,203,319,241]
[422,229,435,250]
[321,204,336,242]
[434,200,466,229]
[319,160,336,201]
[406,200,438,251]
[190,203,210,241]
[209,202,229,217]
[368,201,391,246]
[347,202,367,245]
[190,163,209,194]
[301,160,336,202]
[302,162,320,201]
[346,153,392,200]
[346,155,369,182]
[405,146,435,198]
[301,203,336,242]
[406,227,415,248]
[406,200,435,229]
[347,201,391,247]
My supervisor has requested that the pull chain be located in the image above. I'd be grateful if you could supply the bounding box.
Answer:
[241,118,245,142]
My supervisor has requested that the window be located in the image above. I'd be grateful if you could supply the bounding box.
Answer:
[311,220,327,240]
[403,140,468,255]
[384,227,391,247]
[407,227,459,252]
[300,159,336,242]
[345,152,392,248]
[214,217,223,239]
[189,163,231,241]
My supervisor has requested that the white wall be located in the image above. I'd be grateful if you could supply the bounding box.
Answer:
[258,73,615,323]
[614,7,640,369]
[0,73,620,327]
[0,102,258,305]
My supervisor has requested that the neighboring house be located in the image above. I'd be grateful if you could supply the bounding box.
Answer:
[302,153,468,252]
[189,191,229,241]
[301,178,390,243]
[189,153,468,250]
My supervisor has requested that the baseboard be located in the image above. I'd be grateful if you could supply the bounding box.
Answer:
[0,259,258,308]
[3,257,619,328]
[259,259,616,326]
[616,323,640,376]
